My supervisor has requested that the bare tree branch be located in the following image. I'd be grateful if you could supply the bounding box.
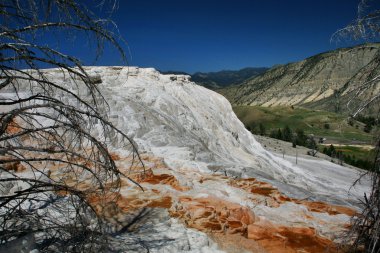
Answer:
[333,1,380,252]
[0,1,143,252]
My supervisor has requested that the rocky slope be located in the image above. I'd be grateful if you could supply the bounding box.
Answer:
[219,43,380,115]
[0,67,371,252]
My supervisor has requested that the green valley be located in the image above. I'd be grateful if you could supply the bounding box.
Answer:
[233,105,374,144]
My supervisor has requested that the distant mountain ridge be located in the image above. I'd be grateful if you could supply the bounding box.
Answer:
[219,43,380,116]
[161,67,269,89]
[191,67,269,89]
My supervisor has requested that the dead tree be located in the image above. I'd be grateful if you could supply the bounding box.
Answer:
[333,1,380,252]
[0,1,142,252]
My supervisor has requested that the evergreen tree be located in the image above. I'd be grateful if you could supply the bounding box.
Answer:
[295,129,307,146]
[259,123,266,136]
[276,128,283,140]
[283,125,293,142]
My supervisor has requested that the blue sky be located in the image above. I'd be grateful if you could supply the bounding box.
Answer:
[71,0,376,73]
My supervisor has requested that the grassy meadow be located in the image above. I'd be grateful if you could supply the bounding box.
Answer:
[233,105,374,144]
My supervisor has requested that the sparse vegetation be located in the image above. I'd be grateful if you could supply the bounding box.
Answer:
[357,115,379,134]
[240,106,378,165]
[236,105,373,144]
[321,144,375,170]
[250,123,315,151]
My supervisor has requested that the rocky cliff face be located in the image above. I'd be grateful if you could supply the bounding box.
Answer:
[220,43,380,115]
[1,67,370,252]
